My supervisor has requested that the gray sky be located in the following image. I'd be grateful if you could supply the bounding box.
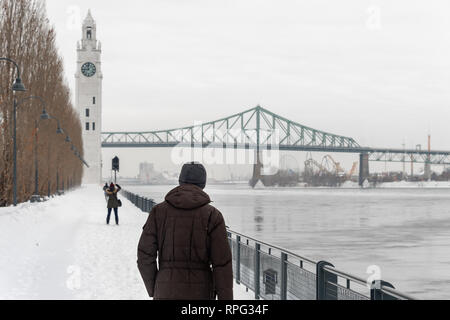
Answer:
[45,0,450,178]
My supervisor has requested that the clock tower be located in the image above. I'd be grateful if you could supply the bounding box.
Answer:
[75,10,103,184]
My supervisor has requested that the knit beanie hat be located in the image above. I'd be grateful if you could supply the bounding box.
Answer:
[179,162,207,189]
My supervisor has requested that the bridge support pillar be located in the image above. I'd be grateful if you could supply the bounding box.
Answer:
[359,153,369,187]
[250,151,263,188]
[424,162,431,181]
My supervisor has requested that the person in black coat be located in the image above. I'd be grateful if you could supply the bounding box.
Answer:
[106,183,122,225]
[137,162,233,300]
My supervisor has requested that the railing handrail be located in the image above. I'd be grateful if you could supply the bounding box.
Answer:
[380,285,417,300]
[227,228,317,265]
[322,265,416,300]
[323,265,367,286]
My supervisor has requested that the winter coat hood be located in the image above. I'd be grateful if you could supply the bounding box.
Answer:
[165,184,211,210]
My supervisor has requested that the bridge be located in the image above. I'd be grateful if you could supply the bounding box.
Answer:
[101,106,450,185]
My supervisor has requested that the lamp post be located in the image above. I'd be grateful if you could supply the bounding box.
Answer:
[31,107,64,202]
[1,58,27,206]
[47,139,51,197]
[9,96,49,203]
[13,96,48,203]
[40,111,90,195]
[63,135,70,192]
[56,169,60,195]
[31,119,41,203]
[41,114,64,195]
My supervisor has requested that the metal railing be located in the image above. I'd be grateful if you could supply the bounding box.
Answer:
[122,190,416,300]
[227,229,416,301]
[121,189,156,213]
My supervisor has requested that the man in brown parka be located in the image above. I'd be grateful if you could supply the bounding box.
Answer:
[137,162,233,300]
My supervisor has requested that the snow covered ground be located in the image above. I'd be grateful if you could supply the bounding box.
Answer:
[0,185,254,300]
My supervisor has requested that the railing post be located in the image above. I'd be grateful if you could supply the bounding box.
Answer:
[316,261,337,300]
[371,280,397,300]
[254,243,261,300]
[280,252,288,300]
[236,236,241,285]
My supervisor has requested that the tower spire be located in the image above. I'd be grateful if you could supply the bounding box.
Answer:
[85,9,94,22]
[81,9,97,47]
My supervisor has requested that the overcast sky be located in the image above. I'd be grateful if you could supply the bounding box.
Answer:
[45,0,450,178]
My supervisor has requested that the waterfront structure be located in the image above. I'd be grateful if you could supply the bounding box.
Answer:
[75,10,103,184]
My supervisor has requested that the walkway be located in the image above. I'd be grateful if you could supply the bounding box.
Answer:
[0,185,252,300]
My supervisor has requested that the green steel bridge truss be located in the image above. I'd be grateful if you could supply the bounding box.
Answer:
[101,106,450,165]
[367,148,450,165]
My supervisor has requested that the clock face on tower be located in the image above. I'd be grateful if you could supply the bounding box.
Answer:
[81,62,96,77]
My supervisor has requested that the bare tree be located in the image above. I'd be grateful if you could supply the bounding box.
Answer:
[0,0,84,206]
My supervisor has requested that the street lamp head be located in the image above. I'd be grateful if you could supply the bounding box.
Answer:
[65,136,71,143]
[12,77,26,92]
[40,109,51,120]
[56,126,64,135]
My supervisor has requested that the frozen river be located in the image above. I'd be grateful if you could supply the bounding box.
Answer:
[126,184,450,299]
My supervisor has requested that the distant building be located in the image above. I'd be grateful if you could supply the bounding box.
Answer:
[138,163,156,184]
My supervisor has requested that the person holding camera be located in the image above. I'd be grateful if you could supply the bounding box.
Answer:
[106,182,122,225]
